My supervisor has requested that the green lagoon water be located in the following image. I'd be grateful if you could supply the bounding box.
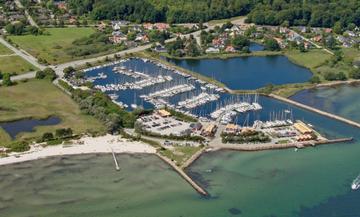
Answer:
[1,88,360,217]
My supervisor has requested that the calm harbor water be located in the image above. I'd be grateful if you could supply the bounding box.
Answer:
[85,58,311,127]
[1,91,360,217]
[0,116,61,139]
[166,55,313,90]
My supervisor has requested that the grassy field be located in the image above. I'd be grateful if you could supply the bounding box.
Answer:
[0,127,11,144]
[285,49,332,69]
[0,79,106,143]
[0,56,37,74]
[0,43,13,55]
[160,146,202,166]
[8,28,96,64]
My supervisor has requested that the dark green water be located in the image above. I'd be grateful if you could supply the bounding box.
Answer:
[1,88,360,217]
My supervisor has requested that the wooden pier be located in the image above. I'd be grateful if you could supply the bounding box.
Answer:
[111,148,120,171]
[269,94,360,129]
[155,153,208,196]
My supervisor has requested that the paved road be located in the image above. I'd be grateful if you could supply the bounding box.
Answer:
[0,37,45,70]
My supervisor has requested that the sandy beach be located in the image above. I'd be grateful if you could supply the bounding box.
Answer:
[0,134,156,166]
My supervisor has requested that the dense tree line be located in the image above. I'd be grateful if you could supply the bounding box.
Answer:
[66,0,360,28]
[66,0,253,23]
[246,0,360,29]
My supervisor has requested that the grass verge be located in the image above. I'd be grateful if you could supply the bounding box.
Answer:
[0,56,37,74]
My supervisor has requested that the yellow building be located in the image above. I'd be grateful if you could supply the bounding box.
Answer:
[225,124,240,134]
[157,109,171,117]
[202,124,217,137]
[293,122,313,134]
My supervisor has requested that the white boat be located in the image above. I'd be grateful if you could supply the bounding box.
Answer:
[352,175,360,190]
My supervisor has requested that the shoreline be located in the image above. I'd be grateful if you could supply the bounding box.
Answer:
[0,134,156,166]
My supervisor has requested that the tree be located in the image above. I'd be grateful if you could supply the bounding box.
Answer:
[36,68,57,81]
[298,42,306,52]
[333,21,343,34]
[63,66,75,78]
[232,35,250,50]
[264,38,280,51]
[324,71,347,81]
[42,132,54,141]
[2,73,13,86]
[334,50,343,62]
[55,128,73,138]
[349,69,360,79]
[309,75,320,83]
[325,35,336,50]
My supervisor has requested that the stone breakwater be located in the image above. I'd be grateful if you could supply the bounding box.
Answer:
[269,94,360,129]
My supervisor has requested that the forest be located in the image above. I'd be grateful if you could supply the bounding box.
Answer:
[65,0,360,29]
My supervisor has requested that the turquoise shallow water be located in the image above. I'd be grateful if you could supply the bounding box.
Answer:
[1,87,360,217]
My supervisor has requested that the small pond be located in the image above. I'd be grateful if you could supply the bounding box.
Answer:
[249,42,264,52]
[0,116,61,139]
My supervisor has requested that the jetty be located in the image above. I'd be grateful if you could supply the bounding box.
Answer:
[214,137,353,152]
[181,147,206,169]
[155,153,208,196]
[269,94,360,129]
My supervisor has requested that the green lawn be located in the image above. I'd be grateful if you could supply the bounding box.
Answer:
[0,79,106,143]
[8,28,96,64]
[342,48,360,64]
[0,56,37,74]
[285,49,332,69]
[160,146,202,166]
[0,43,13,55]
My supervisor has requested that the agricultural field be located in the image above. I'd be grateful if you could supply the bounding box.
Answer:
[0,43,13,55]
[8,28,97,64]
[0,56,37,75]
[0,79,106,142]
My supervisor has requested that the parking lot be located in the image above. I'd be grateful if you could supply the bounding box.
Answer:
[137,114,193,136]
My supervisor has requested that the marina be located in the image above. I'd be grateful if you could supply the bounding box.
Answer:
[177,92,220,109]
[82,58,264,125]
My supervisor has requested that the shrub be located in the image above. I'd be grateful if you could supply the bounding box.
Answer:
[42,132,54,141]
